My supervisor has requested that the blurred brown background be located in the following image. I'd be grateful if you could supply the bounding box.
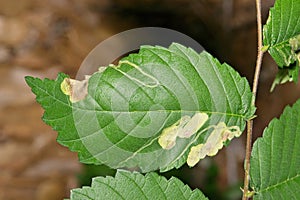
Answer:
[0,0,300,199]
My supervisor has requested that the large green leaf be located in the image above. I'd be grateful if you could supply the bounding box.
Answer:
[250,99,300,199]
[263,0,300,90]
[26,43,255,172]
[69,169,208,200]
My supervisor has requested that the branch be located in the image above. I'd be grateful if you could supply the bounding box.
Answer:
[242,0,264,199]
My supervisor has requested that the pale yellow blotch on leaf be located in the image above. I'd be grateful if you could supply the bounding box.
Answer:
[289,34,300,51]
[158,116,190,149]
[187,122,241,167]
[186,144,204,167]
[177,113,209,138]
[287,34,300,65]
[61,78,72,96]
[158,113,208,150]
[60,76,90,103]
[158,125,179,150]
[98,66,107,73]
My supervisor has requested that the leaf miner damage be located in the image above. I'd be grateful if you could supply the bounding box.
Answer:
[187,122,241,167]
[158,113,208,150]
[61,76,90,103]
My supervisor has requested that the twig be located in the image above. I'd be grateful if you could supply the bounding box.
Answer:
[242,0,264,199]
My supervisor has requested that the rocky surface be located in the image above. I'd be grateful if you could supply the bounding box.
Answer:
[0,0,112,199]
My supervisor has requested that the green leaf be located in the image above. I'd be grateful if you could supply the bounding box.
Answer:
[69,169,208,200]
[26,43,255,172]
[270,64,300,92]
[263,0,300,89]
[250,99,300,199]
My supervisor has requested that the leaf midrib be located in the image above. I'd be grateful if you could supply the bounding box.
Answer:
[267,37,294,50]
[256,173,300,194]
[77,109,246,118]
[29,78,246,119]
[32,80,247,119]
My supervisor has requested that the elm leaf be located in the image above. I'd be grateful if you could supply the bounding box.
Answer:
[69,169,208,200]
[25,43,255,172]
[250,99,300,199]
[263,0,300,90]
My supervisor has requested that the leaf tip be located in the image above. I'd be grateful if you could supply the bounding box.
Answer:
[24,76,38,87]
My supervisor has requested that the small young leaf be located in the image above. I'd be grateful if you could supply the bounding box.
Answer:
[263,0,300,90]
[26,43,255,172]
[69,170,208,200]
[250,99,300,199]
